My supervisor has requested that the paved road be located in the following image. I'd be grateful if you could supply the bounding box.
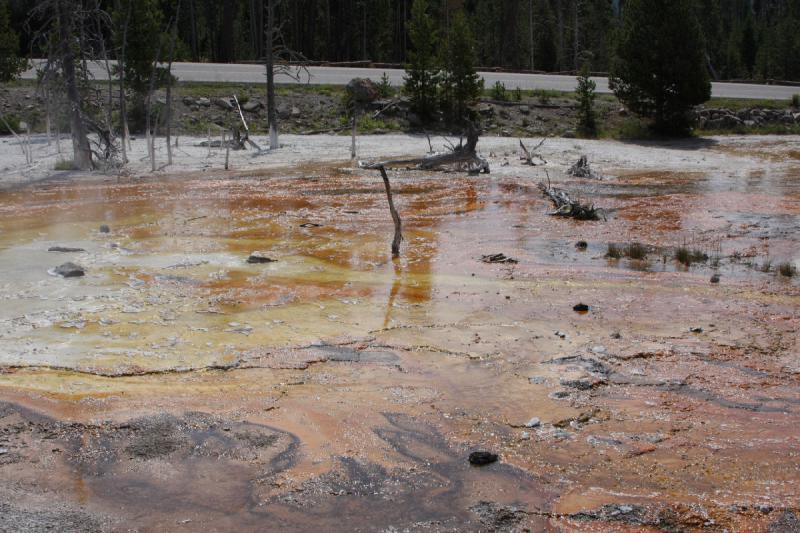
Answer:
[22,61,799,100]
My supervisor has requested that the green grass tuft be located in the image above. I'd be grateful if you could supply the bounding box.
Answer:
[778,262,796,277]
[625,242,648,260]
[675,247,708,266]
[606,243,622,259]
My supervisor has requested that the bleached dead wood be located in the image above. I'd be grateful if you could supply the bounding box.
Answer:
[538,177,603,221]
[519,138,547,165]
[233,95,262,151]
[378,165,403,257]
[361,123,489,174]
[567,155,602,179]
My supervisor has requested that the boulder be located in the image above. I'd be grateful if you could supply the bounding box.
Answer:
[52,262,85,278]
[478,103,494,116]
[214,98,234,111]
[182,96,196,106]
[468,451,498,466]
[290,106,301,119]
[196,97,211,107]
[345,78,379,104]
[242,100,262,112]
[519,105,530,115]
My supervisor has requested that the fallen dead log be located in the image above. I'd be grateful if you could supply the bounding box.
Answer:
[233,95,263,151]
[361,123,490,175]
[481,253,518,264]
[538,181,604,221]
[567,155,602,179]
[519,138,547,166]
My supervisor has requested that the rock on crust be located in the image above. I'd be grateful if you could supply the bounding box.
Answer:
[51,262,85,278]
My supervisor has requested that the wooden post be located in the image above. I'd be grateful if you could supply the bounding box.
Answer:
[378,165,402,257]
[350,108,358,160]
[45,99,52,147]
[25,123,32,164]
[224,131,229,170]
[165,0,181,167]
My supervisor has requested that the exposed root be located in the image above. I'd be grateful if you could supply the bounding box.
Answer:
[362,122,489,174]
[538,180,604,221]
[567,155,603,179]
[519,138,547,166]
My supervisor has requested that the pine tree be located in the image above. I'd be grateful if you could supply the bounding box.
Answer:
[609,0,711,134]
[113,0,163,96]
[403,0,439,123]
[439,11,483,122]
[0,0,25,82]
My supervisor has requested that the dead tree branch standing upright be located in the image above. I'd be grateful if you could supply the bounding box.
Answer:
[119,0,132,161]
[519,138,547,165]
[264,0,309,150]
[165,0,182,166]
[265,0,277,149]
[145,15,169,171]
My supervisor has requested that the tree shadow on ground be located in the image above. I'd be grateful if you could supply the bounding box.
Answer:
[617,136,719,151]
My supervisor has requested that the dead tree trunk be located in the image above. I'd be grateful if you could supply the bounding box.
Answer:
[57,0,92,170]
[265,0,278,149]
[119,0,132,162]
[165,0,182,166]
[145,16,168,172]
[378,165,403,257]
[95,0,114,145]
[350,108,358,160]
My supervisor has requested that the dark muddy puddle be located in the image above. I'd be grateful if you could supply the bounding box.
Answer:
[0,402,553,531]
[262,412,553,531]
